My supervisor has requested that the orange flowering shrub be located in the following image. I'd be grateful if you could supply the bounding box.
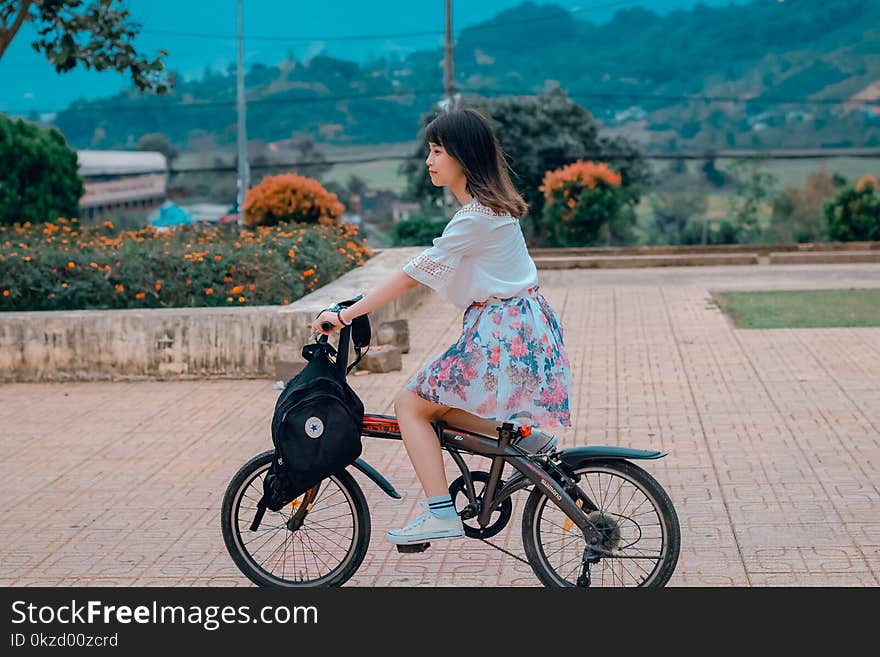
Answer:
[243,172,345,227]
[855,173,879,193]
[0,218,372,311]
[539,160,622,201]
[539,160,626,246]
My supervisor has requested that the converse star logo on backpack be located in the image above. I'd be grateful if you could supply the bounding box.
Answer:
[305,417,324,438]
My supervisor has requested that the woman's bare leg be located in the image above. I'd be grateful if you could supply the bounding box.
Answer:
[393,389,451,498]
[436,407,502,438]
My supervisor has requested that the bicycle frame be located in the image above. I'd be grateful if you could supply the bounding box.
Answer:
[321,327,666,554]
[362,413,603,546]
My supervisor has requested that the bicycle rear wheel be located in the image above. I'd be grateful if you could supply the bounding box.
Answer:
[521,459,680,588]
[221,450,370,587]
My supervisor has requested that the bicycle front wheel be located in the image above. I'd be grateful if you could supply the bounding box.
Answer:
[521,459,680,588]
[221,450,370,587]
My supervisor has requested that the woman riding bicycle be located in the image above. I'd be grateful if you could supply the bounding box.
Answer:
[311,106,572,546]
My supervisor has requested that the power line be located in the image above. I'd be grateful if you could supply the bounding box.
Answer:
[167,148,880,175]
[139,1,636,43]
[11,85,876,117]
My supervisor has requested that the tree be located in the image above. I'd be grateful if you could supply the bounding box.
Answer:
[767,169,835,244]
[725,158,778,244]
[650,192,709,245]
[824,176,880,242]
[400,85,649,247]
[0,114,84,225]
[0,1,171,94]
[136,132,178,165]
[286,133,332,179]
[702,156,729,188]
[345,175,368,214]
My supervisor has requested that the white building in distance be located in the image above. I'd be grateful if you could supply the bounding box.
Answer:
[77,150,168,222]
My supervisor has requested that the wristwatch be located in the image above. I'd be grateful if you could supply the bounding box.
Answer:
[326,303,352,326]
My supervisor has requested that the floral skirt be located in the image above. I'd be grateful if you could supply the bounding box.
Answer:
[406,285,572,428]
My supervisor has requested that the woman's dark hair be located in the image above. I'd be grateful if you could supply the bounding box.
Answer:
[425,107,528,218]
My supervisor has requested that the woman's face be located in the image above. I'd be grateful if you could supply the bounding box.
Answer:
[425,141,464,188]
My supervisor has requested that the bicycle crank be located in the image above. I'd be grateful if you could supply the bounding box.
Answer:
[449,471,513,539]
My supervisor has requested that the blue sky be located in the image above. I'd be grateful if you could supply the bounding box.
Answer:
[0,0,736,114]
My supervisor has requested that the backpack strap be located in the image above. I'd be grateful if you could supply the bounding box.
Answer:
[311,295,372,374]
[250,497,267,531]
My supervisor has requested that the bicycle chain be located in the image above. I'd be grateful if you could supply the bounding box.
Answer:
[479,538,531,565]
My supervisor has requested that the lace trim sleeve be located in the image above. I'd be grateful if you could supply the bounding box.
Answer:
[402,214,486,292]
[402,252,460,292]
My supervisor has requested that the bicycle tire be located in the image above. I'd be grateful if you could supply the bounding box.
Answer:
[521,459,680,588]
[221,450,370,587]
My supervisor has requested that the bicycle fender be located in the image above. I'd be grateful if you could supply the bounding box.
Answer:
[559,446,666,467]
[350,458,402,499]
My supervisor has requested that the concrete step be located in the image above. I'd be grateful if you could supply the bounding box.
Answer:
[769,251,880,265]
[533,253,760,269]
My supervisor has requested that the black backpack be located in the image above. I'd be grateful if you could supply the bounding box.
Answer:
[250,296,371,531]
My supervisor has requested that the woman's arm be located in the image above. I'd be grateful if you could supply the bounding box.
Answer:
[340,270,421,324]
[311,270,422,335]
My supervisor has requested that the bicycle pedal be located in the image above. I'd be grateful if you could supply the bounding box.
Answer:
[396,542,430,554]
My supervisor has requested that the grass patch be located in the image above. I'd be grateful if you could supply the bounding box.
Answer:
[712,289,880,328]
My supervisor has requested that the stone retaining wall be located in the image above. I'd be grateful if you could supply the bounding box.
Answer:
[0,247,428,383]
[3,242,878,381]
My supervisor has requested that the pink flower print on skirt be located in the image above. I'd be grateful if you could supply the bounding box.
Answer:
[406,285,572,428]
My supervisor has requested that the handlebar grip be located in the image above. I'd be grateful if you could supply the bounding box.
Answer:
[320,321,334,332]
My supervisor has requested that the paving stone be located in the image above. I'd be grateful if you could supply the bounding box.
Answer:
[357,344,403,373]
[376,319,410,353]
[1,263,879,587]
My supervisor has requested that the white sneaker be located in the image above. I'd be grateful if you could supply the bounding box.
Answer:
[386,507,465,545]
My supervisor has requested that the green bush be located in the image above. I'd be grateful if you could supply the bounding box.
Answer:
[824,184,880,242]
[390,215,446,246]
[680,218,739,245]
[0,115,83,226]
[0,219,372,311]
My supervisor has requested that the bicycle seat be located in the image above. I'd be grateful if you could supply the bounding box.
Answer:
[440,422,557,454]
[513,427,558,455]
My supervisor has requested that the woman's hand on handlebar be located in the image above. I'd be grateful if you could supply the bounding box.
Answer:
[311,310,343,337]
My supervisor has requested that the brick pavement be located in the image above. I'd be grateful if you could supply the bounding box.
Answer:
[1,263,878,587]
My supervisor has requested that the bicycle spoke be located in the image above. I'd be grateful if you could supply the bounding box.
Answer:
[248,522,290,557]
[304,527,338,575]
[241,525,289,546]
[300,521,354,553]
[262,526,292,573]
[304,509,355,524]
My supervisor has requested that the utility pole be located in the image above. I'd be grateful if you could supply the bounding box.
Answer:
[442,0,457,217]
[235,0,250,226]
[443,0,456,111]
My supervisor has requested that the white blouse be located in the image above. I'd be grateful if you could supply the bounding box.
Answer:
[402,198,539,309]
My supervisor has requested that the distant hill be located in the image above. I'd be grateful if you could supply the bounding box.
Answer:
[50,0,880,152]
